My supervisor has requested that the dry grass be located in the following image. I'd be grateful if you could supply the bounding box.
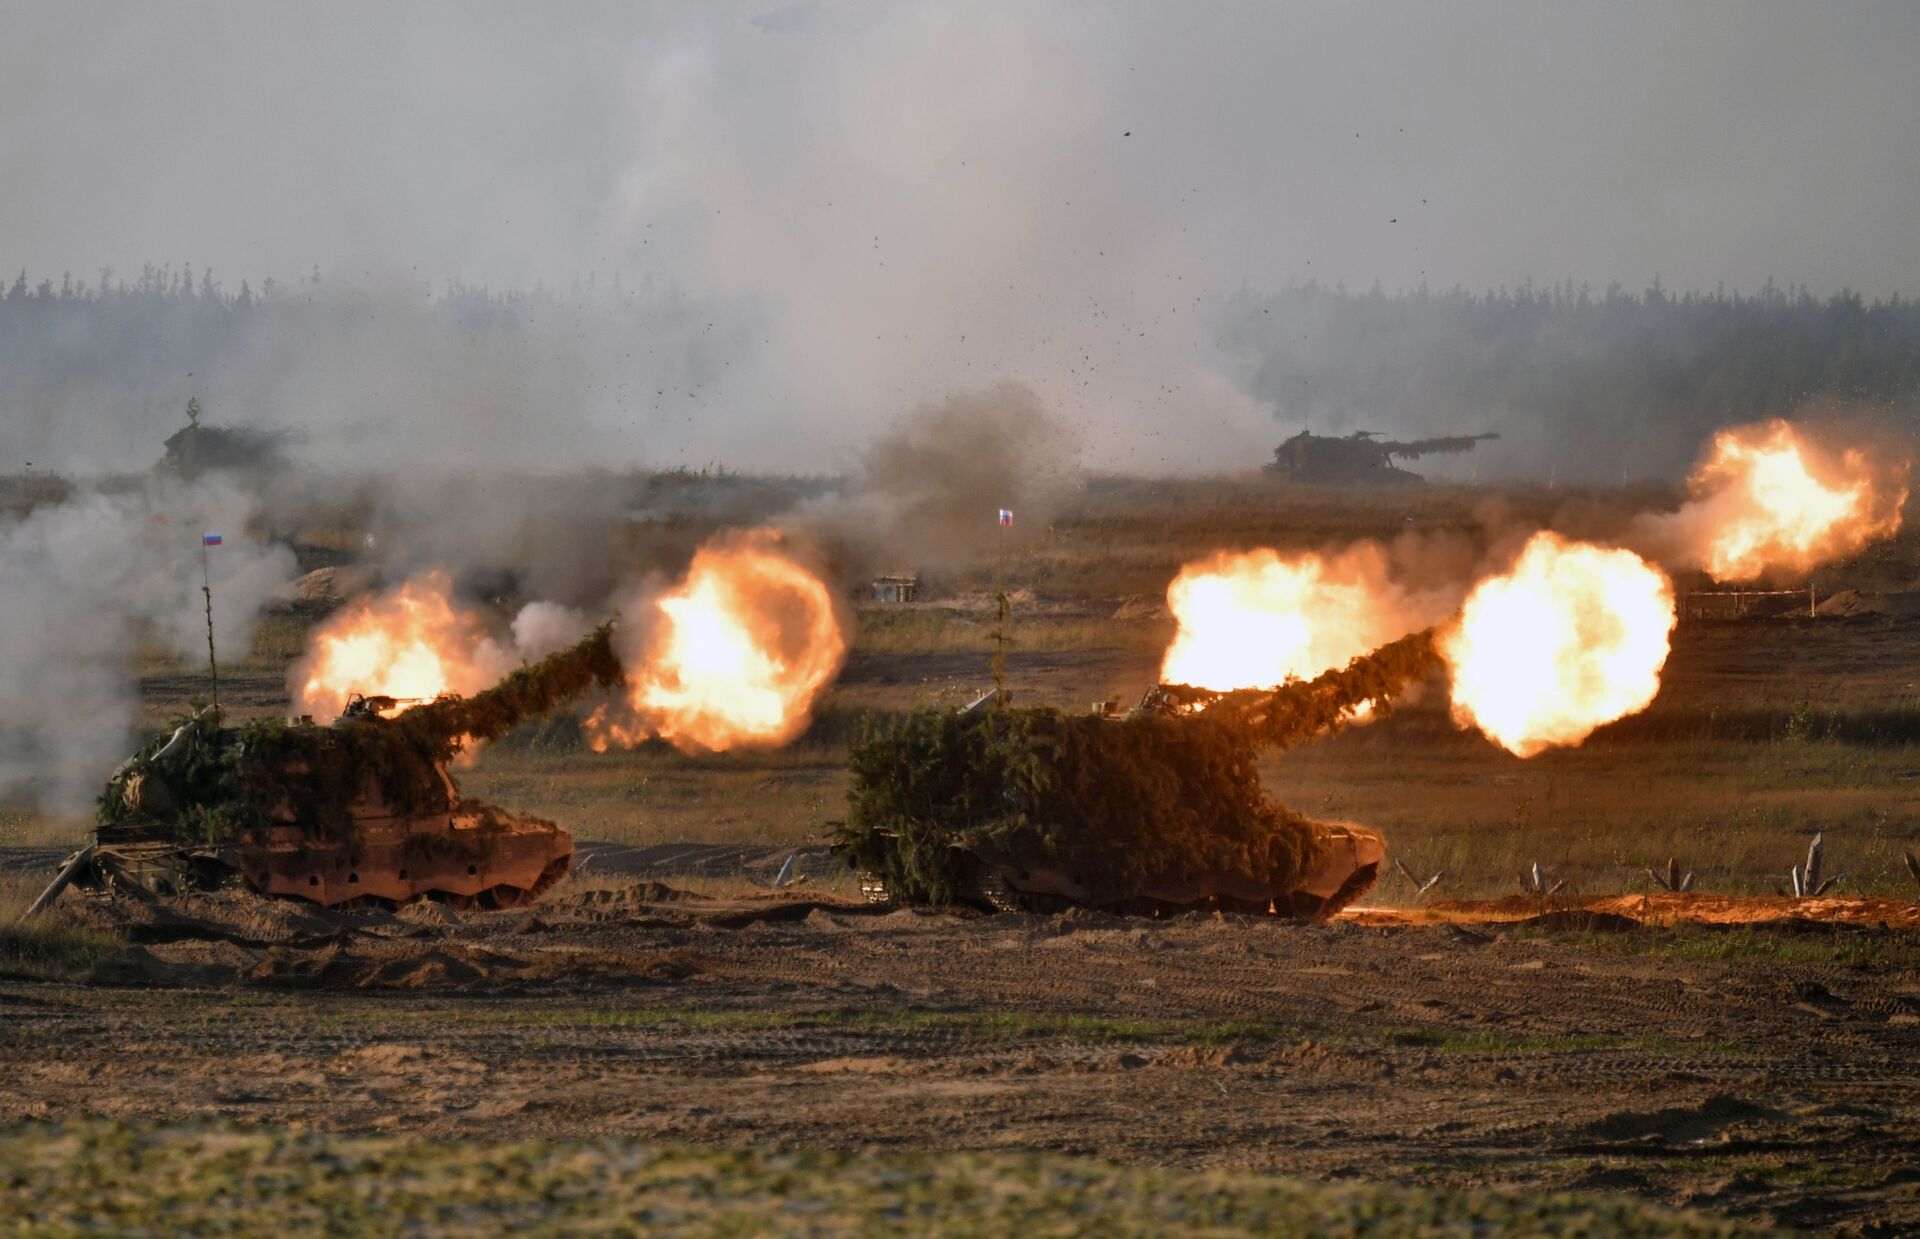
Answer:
[0,872,120,979]
[1277,727,1920,901]
[460,745,848,848]
[0,1119,1773,1238]
[0,871,45,920]
[242,612,318,668]
[855,607,1167,654]
[0,807,89,850]
[946,478,1682,599]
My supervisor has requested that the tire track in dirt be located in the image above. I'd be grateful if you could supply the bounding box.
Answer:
[10,886,1920,1231]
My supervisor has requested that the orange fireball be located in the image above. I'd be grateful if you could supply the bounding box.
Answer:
[1441,532,1675,757]
[586,531,847,752]
[1162,544,1447,693]
[1678,420,1907,581]
[290,572,515,719]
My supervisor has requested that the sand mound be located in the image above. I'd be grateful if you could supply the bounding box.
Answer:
[270,565,376,610]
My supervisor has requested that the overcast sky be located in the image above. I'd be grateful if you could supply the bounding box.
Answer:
[5,1,1917,470]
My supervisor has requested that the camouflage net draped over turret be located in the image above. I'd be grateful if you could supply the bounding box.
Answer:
[1159,629,1440,747]
[96,627,623,847]
[832,629,1438,906]
[394,626,622,748]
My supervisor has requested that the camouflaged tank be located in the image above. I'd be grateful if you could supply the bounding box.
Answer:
[71,626,623,909]
[835,633,1437,921]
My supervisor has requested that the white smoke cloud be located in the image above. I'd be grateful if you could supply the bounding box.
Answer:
[0,477,295,810]
[792,381,1084,572]
[510,601,594,660]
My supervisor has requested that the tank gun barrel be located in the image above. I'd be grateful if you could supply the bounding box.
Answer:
[1152,628,1440,748]
[1379,432,1500,459]
[396,624,623,744]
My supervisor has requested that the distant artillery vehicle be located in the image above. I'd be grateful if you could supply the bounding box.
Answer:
[1267,429,1499,484]
[836,632,1436,920]
[45,628,623,910]
[157,397,288,479]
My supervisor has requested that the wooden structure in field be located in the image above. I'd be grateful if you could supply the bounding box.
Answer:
[869,573,922,604]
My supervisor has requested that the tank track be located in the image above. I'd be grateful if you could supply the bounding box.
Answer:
[78,844,574,911]
[964,866,1074,914]
[857,860,1378,921]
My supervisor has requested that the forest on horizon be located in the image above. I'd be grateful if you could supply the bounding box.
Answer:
[4,265,1917,481]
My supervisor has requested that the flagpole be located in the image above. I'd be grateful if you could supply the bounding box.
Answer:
[201,538,220,715]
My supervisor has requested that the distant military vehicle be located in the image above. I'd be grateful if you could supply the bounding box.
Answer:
[1267,429,1498,485]
[158,397,288,479]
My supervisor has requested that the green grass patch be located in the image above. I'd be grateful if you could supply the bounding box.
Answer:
[1569,926,1917,968]
[0,1119,1784,1237]
[1380,1027,1622,1055]
[1370,1024,1744,1060]
[0,919,122,979]
[1643,932,1896,968]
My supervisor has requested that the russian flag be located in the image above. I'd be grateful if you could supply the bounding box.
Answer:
[997,509,1014,527]
[201,533,223,547]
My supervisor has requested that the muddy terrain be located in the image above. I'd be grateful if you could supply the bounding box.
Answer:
[5,879,1919,1235]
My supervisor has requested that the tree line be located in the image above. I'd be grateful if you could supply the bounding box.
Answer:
[5,265,1917,479]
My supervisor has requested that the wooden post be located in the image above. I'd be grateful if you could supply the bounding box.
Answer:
[201,540,221,714]
[19,845,95,921]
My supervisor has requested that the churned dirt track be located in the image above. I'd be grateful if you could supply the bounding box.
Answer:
[6,883,1920,1234]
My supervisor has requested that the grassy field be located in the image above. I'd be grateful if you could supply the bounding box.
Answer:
[0,1120,1780,1238]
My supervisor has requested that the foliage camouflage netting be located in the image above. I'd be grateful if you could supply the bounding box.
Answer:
[1164,630,1440,747]
[833,631,1439,905]
[97,627,622,847]
[397,625,622,747]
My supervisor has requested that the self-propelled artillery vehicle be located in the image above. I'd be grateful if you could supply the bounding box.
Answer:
[67,626,622,908]
[836,631,1438,920]
[1267,429,1499,484]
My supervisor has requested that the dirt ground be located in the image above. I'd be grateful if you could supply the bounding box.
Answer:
[6,880,1920,1236]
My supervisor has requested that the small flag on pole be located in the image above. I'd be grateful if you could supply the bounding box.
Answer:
[997,509,1013,527]
[201,533,223,546]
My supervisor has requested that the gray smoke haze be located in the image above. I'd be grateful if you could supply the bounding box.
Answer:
[352,471,637,609]
[5,281,765,476]
[0,478,294,810]
[5,2,1916,476]
[797,382,1082,573]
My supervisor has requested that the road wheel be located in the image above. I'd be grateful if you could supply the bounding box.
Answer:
[480,885,532,909]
